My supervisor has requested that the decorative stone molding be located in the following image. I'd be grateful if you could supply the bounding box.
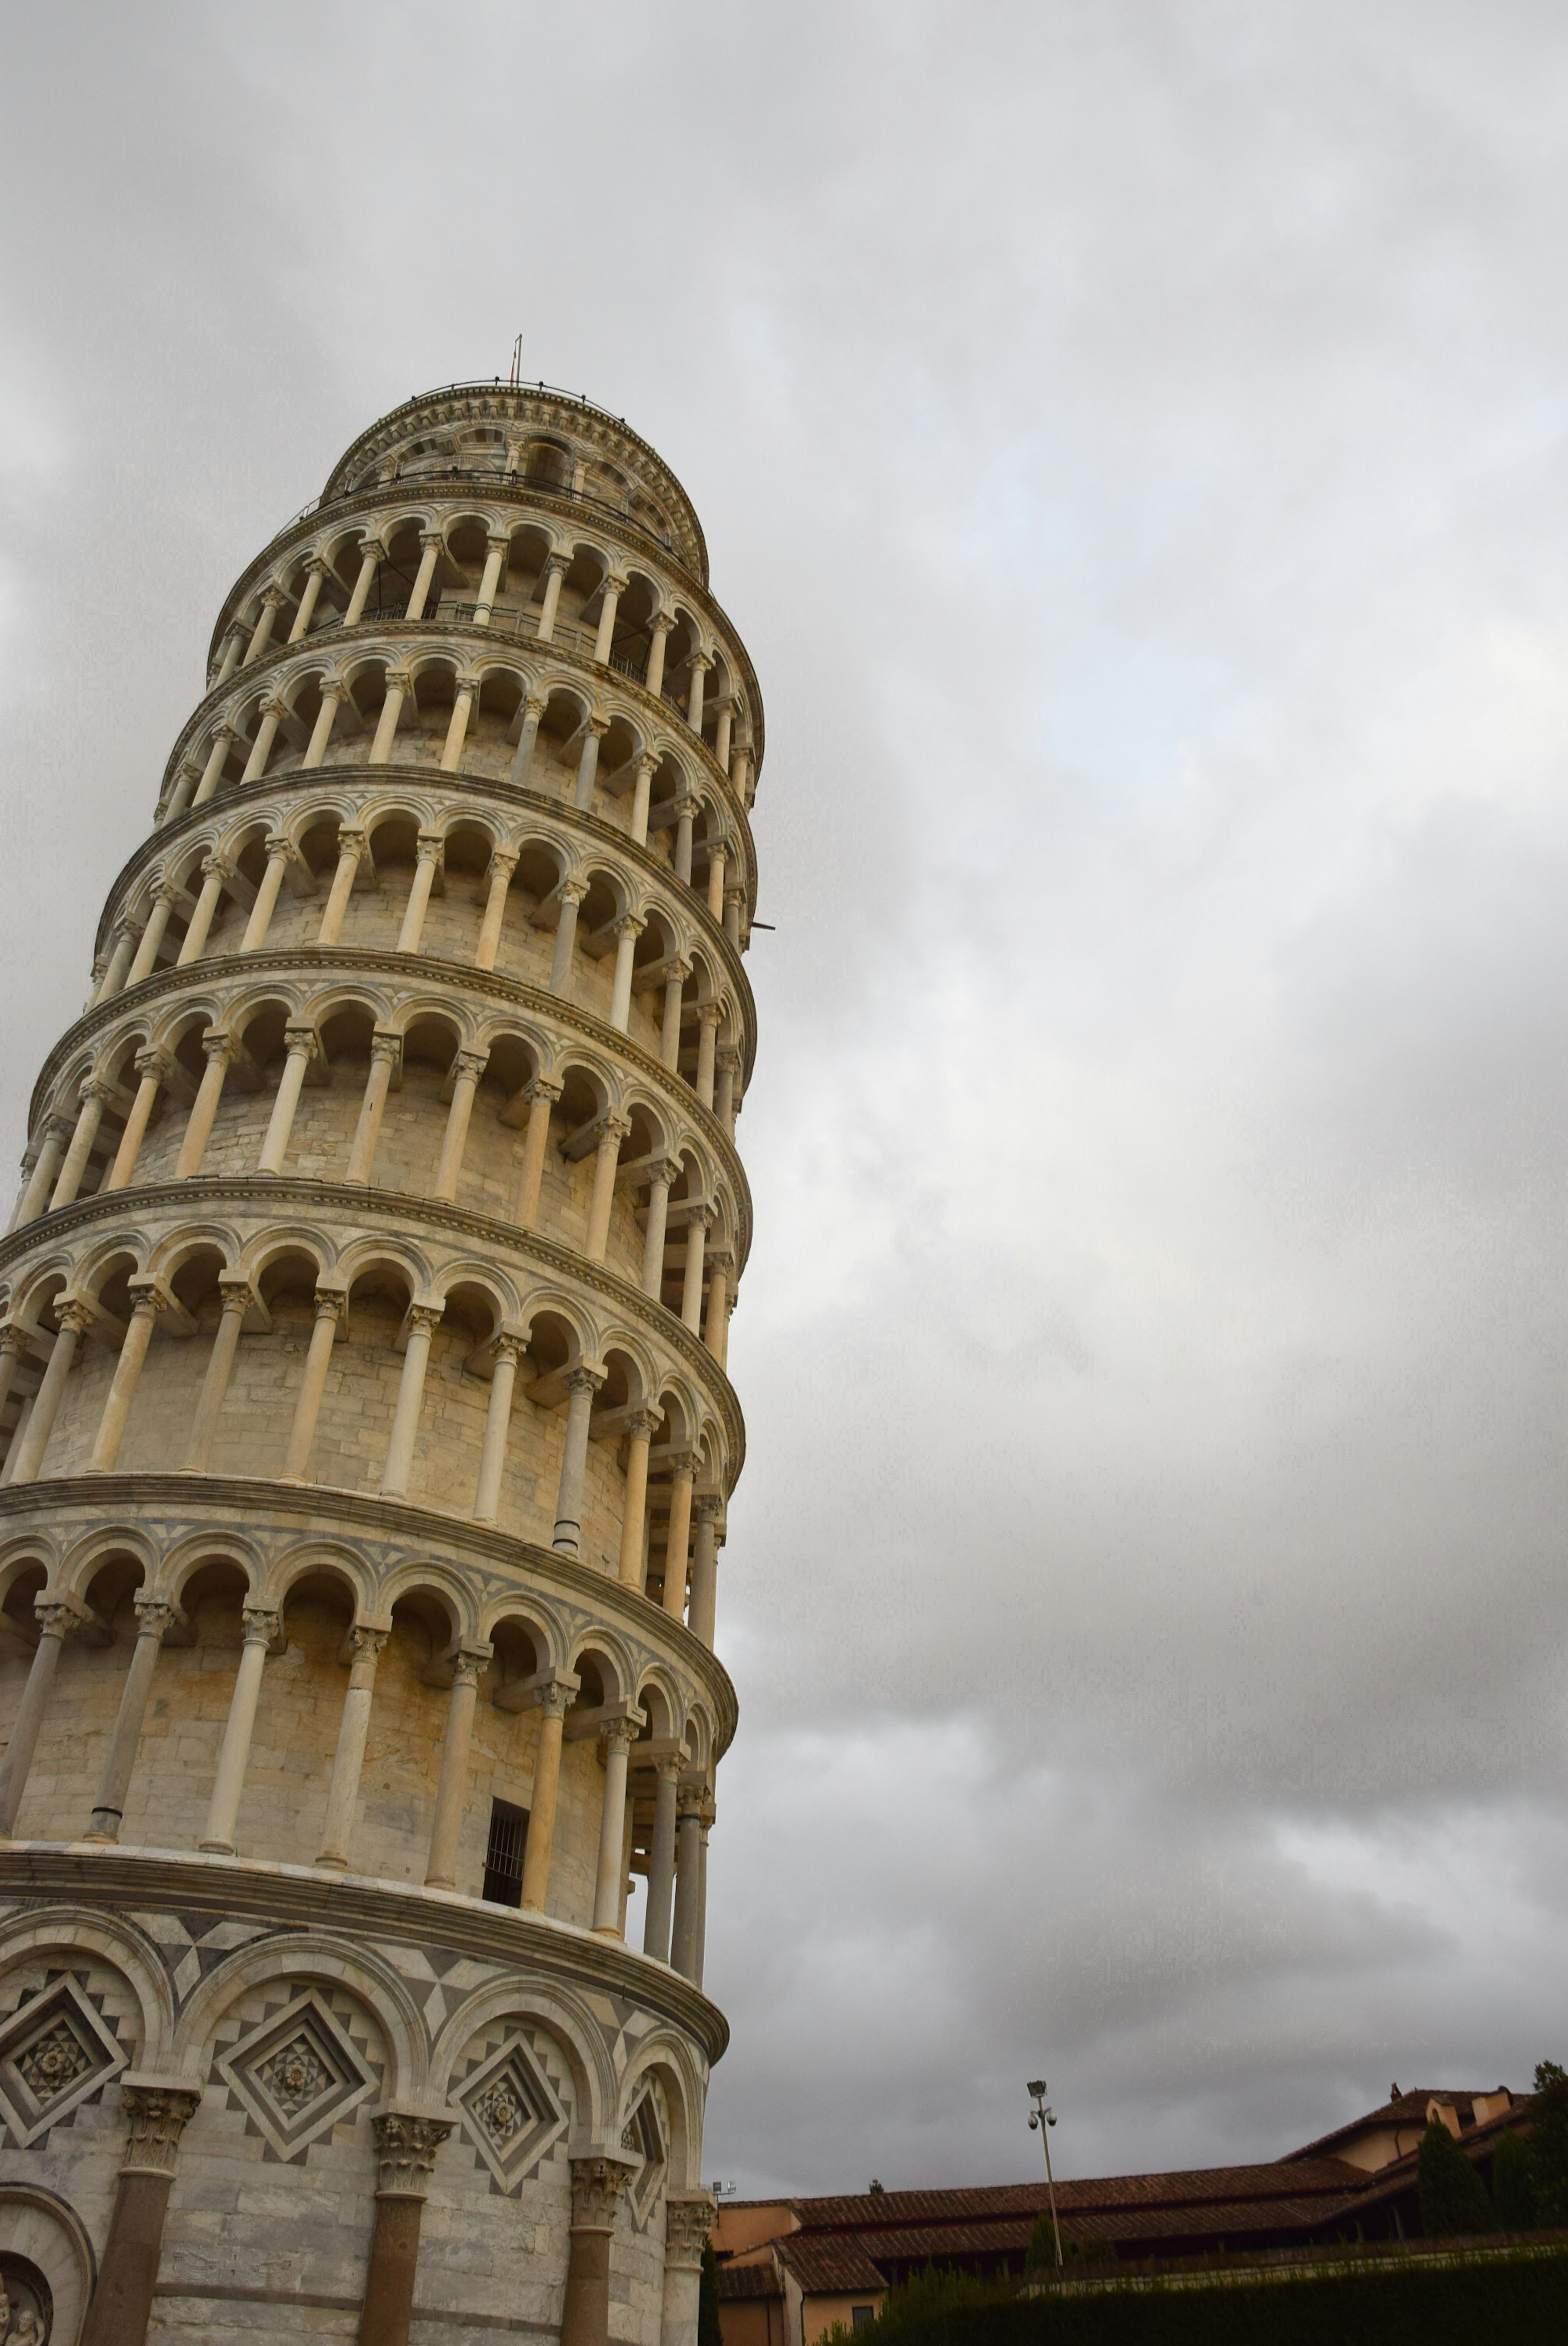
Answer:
[118,2077,202,2178]
[372,2108,454,2200]
[663,2192,717,2268]
[570,2154,637,2233]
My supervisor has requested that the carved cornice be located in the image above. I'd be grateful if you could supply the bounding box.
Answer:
[0,1175,747,1474]
[0,1472,738,1747]
[0,1841,730,2062]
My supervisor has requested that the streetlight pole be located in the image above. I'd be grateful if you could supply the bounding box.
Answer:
[1027,2079,1062,2269]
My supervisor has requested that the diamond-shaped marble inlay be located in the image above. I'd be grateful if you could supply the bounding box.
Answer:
[256,2034,332,2117]
[457,2034,567,2195]
[217,1991,375,2160]
[0,1977,126,2149]
[621,2088,668,2226]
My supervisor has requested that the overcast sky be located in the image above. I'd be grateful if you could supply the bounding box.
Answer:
[4,0,1568,2196]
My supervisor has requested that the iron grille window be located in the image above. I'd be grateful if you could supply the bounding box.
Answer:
[483,1798,529,1907]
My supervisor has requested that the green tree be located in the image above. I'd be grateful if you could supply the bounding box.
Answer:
[698,2241,722,2346]
[1418,2119,1495,2237]
[1025,2213,1101,2270]
[1530,2061,1568,2226]
[1492,2128,1539,2231]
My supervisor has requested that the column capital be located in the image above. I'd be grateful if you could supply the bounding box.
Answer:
[586,713,611,739]
[634,750,659,776]
[541,549,571,578]
[55,1301,94,1339]
[79,1075,118,1105]
[625,1408,663,1441]
[336,823,369,853]
[34,1599,78,1642]
[564,1363,606,1398]
[200,850,236,881]
[371,2107,454,2201]
[650,611,675,637]
[200,1028,236,1067]
[599,1113,633,1146]
[118,2077,203,2179]
[526,1072,565,1104]
[414,830,445,864]
[346,1624,389,1667]
[715,1043,741,1072]
[312,1288,348,1325]
[532,1676,577,1720]
[405,1303,445,1340]
[558,877,589,908]
[488,846,520,879]
[676,1784,705,1822]
[216,1274,256,1312]
[694,1490,724,1525]
[383,664,415,694]
[368,1029,403,1069]
[241,1605,283,1649]
[449,1646,491,1690]
[316,676,347,706]
[604,569,630,596]
[450,1048,489,1084]
[491,1332,528,1370]
[282,1022,320,1058]
[664,2193,717,2269]
[418,526,445,549]
[125,1277,171,1320]
[484,529,510,553]
[603,1717,639,1760]
[689,650,714,675]
[695,1000,723,1029]
[131,1045,173,1083]
[263,831,298,861]
[523,690,550,719]
[647,1156,682,1190]
[304,554,331,580]
[612,912,646,941]
[132,1594,178,1642]
[570,2153,636,2232]
[0,1327,27,1361]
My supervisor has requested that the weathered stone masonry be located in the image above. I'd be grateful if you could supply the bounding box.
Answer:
[0,382,764,2342]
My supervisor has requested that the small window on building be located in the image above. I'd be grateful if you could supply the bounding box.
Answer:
[851,2309,875,2331]
[483,1798,529,1907]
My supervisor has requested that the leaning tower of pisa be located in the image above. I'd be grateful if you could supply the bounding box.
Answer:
[0,382,757,2346]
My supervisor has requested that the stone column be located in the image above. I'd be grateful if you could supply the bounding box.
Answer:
[160,761,202,826]
[473,534,508,624]
[79,2079,202,2346]
[439,682,477,772]
[670,1791,704,1981]
[714,699,734,772]
[548,880,587,994]
[94,921,139,1004]
[703,1252,731,1363]
[584,1118,630,1263]
[643,1758,680,1961]
[592,572,626,664]
[215,627,245,685]
[706,844,727,920]
[84,1595,175,1842]
[199,1605,281,1853]
[696,1801,713,1986]
[592,1720,637,1934]
[11,1117,70,1226]
[174,856,231,964]
[302,680,344,769]
[424,1648,490,1890]
[190,725,237,809]
[689,1497,722,1650]
[240,696,285,784]
[661,2196,717,2346]
[474,848,519,969]
[617,1412,661,1586]
[241,835,296,949]
[396,832,444,952]
[175,1033,234,1178]
[472,1335,524,1523]
[715,1045,739,1131]
[185,1277,253,1470]
[680,1206,713,1334]
[694,1005,720,1109]
[574,716,610,810]
[359,2111,454,2346]
[0,1326,27,1428]
[9,1303,91,1484]
[0,1601,72,1835]
[316,1624,388,1868]
[343,540,382,626]
[51,1079,115,1209]
[609,915,645,1031]
[281,1291,346,1480]
[243,585,285,665]
[723,888,745,950]
[562,2157,634,2346]
[687,651,711,737]
[645,612,673,698]
[641,1161,677,1299]
[535,553,569,643]
[519,1681,572,1911]
[346,1032,401,1183]
[287,556,328,643]
[369,668,411,765]
[663,1458,694,1622]
[630,753,657,846]
[433,1050,488,1203]
[403,532,442,624]
[660,963,690,1069]
[509,691,547,786]
[552,1367,603,1555]
[89,1283,165,1471]
[316,825,368,945]
[380,1305,441,1499]
[105,1052,167,1189]
[512,1075,562,1228]
[673,799,696,885]
[256,1025,319,1174]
